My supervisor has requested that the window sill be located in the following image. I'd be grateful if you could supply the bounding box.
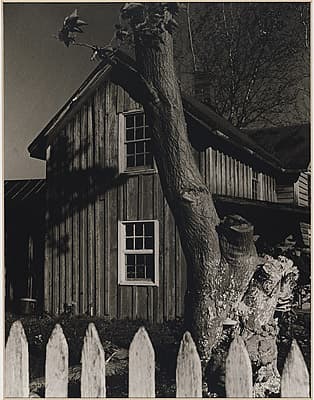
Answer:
[121,168,158,176]
[119,280,159,287]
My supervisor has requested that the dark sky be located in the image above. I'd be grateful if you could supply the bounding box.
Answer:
[4,3,122,179]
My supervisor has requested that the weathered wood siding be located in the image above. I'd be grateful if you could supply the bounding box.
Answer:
[277,171,310,208]
[45,82,187,322]
[45,81,277,321]
[196,147,276,201]
[297,171,310,207]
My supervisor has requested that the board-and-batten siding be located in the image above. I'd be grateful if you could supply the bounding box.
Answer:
[45,82,187,322]
[45,81,276,321]
[196,148,276,201]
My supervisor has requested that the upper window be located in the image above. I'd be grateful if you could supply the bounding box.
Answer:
[119,111,154,172]
[118,220,159,286]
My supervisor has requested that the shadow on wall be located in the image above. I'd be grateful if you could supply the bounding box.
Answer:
[46,132,128,256]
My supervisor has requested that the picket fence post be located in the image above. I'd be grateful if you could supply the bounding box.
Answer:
[128,326,155,397]
[5,320,29,397]
[225,335,253,397]
[281,339,310,397]
[81,323,106,398]
[45,323,68,397]
[176,331,202,397]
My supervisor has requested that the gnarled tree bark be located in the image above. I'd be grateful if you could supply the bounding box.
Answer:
[111,20,259,367]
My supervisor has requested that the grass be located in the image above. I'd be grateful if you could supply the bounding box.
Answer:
[5,310,310,397]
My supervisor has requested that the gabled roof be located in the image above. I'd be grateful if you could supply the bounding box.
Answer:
[28,50,307,180]
[243,124,310,170]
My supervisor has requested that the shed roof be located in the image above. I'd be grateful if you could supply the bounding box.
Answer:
[5,179,46,202]
[243,124,310,170]
[28,50,307,179]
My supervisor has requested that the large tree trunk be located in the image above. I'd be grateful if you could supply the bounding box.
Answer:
[114,28,258,366]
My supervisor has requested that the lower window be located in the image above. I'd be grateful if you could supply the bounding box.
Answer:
[118,220,159,286]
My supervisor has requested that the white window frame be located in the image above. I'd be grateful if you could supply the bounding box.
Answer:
[118,220,159,286]
[118,110,157,174]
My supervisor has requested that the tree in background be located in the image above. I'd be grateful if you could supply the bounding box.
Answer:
[189,2,310,128]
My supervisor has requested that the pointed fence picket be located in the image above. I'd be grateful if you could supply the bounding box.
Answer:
[128,326,155,397]
[176,331,202,397]
[45,324,68,397]
[281,339,310,397]
[5,320,29,397]
[81,323,106,398]
[4,320,310,398]
[225,335,253,397]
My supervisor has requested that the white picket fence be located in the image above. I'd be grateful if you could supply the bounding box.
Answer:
[5,320,310,398]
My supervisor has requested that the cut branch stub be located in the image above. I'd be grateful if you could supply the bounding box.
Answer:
[81,322,106,398]
[176,331,202,397]
[129,326,155,397]
[225,335,253,397]
[281,339,310,397]
[5,320,29,397]
[45,323,68,397]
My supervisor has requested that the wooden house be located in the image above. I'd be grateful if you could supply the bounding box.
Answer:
[28,52,310,321]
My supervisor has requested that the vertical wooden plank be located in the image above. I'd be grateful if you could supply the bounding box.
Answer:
[216,151,222,194]
[5,321,29,397]
[87,98,95,315]
[65,122,73,306]
[45,324,68,397]
[94,88,104,315]
[129,327,155,397]
[72,113,80,313]
[225,335,253,397]
[281,339,309,397]
[248,167,253,199]
[211,149,217,194]
[81,323,106,397]
[234,158,239,197]
[176,331,202,398]
[80,105,88,314]
[221,153,226,195]
[45,146,53,313]
[59,130,66,313]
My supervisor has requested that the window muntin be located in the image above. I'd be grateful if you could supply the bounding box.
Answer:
[119,220,159,286]
[124,113,153,170]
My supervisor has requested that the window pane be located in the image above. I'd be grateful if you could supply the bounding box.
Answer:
[127,143,135,155]
[127,156,135,168]
[135,114,144,126]
[126,115,134,128]
[137,254,144,264]
[136,265,145,279]
[146,141,151,152]
[135,223,143,236]
[144,222,154,236]
[126,223,134,237]
[126,254,135,265]
[136,141,144,154]
[146,153,153,167]
[126,129,134,141]
[144,127,151,139]
[126,238,134,250]
[136,155,144,166]
[145,237,153,249]
[127,266,135,278]
[146,255,154,280]
[135,238,143,249]
[135,127,144,140]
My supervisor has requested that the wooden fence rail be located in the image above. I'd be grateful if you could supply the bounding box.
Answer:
[5,320,310,398]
